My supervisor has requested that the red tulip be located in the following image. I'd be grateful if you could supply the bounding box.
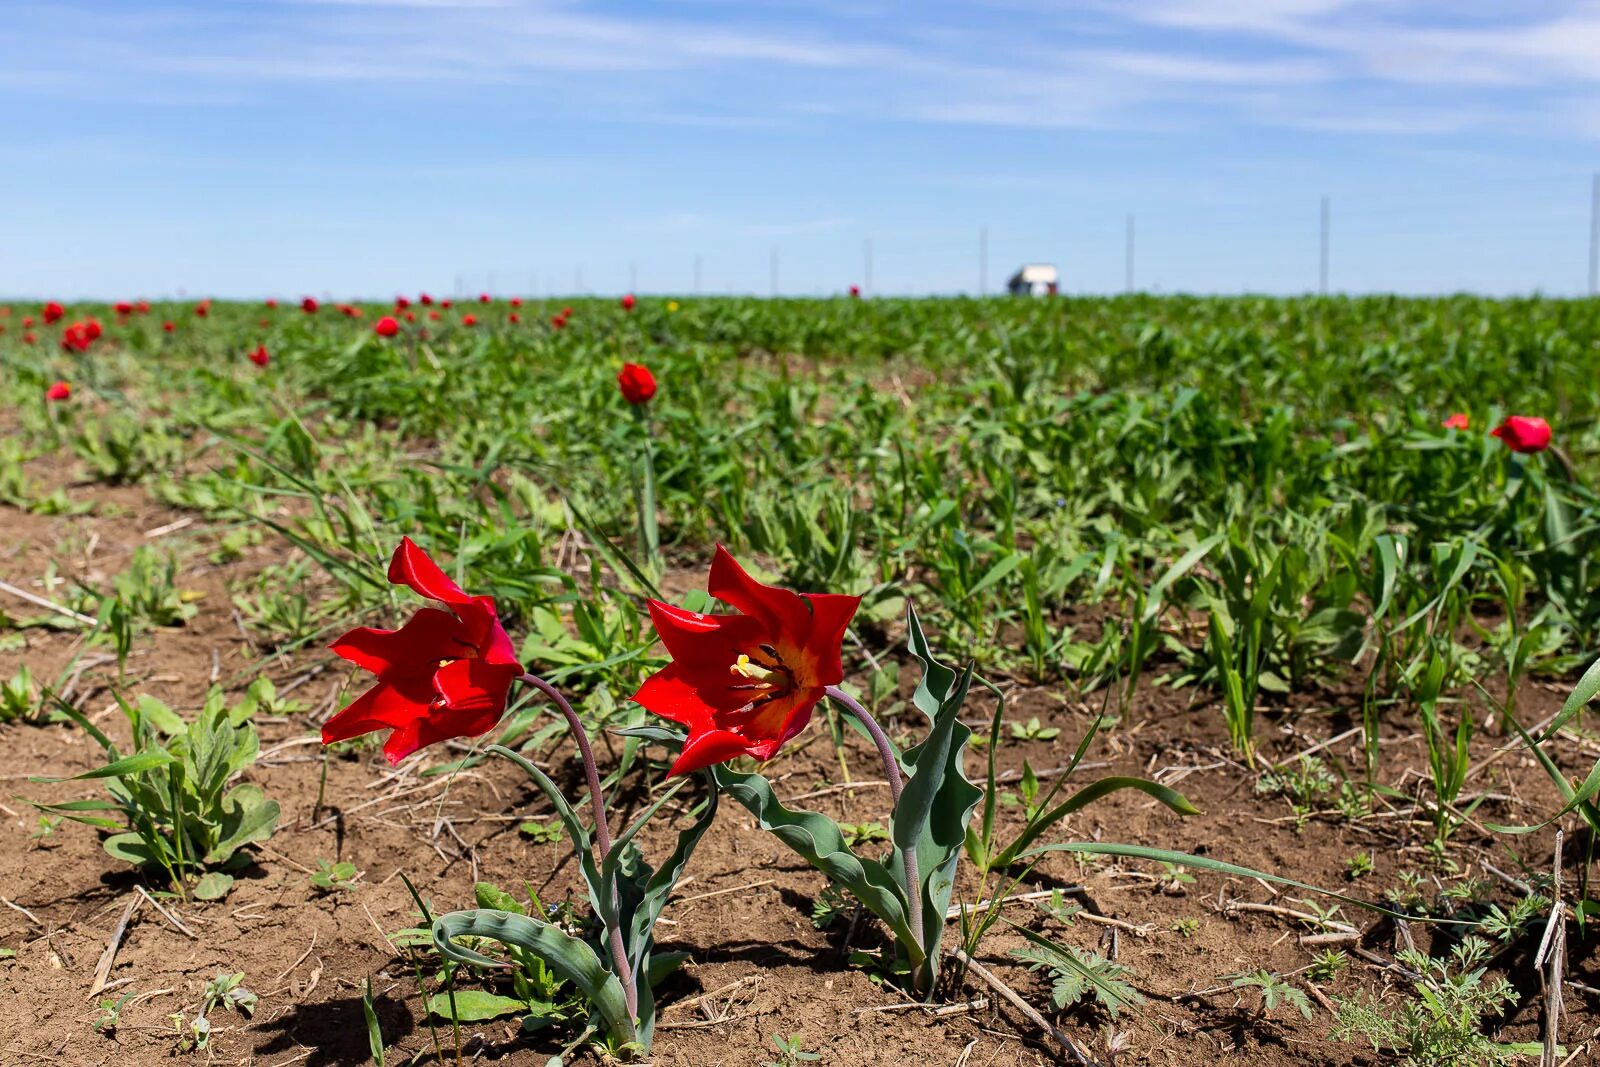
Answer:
[84,319,102,341]
[621,293,636,311]
[508,313,520,324]
[428,310,441,321]
[266,298,279,309]
[849,285,861,298]
[114,301,133,316]
[478,293,491,304]
[632,546,860,776]
[374,315,401,338]
[404,311,416,323]
[322,538,522,764]
[42,302,64,325]
[301,297,319,314]
[46,381,71,401]
[0,307,9,317]
[617,362,656,405]
[136,300,150,314]
[419,292,434,306]
[60,323,91,353]
[461,313,477,327]
[561,307,573,318]
[395,296,410,310]
[1491,415,1551,454]
[195,302,209,318]
[21,316,34,328]
[509,297,522,308]
[551,315,566,330]
[441,299,452,309]
[258,318,270,327]
[248,344,270,367]
[23,332,37,344]
[163,321,176,333]
[1441,413,1469,431]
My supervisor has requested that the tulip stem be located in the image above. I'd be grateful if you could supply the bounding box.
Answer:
[824,685,925,962]
[518,672,637,1023]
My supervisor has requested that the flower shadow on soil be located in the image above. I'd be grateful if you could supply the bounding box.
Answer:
[254,993,415,1067]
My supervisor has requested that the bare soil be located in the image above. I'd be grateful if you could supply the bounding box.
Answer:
[2,480,1597,1066]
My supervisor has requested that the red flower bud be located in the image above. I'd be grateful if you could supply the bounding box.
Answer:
[620,293,636,311]
[163,321,176,333]
[46,380,71,401]
[617,362,656,405]
[461,313,477,327]
[1491,415,1551,454]
[374,315,401,338]
[1441,413,1469,431]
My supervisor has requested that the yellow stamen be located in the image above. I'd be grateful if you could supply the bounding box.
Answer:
[730,654,775,683]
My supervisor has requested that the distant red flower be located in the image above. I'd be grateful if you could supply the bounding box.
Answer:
[632,546,860,776]
[419,292,434,306]
[428,310,441,322]
[395,296,410,310]
[561,306,573,318]
[0,307,9,317]
[441,299,452,309]
[136,300,150,314]
[248,344,270,367]
[551,315,567,330]
[1492,415,1551,454]
[478,293,490,304]
[114,301,133,316]
[461,314,477,327]
[1442,413,1470,431]
[617,362,656,405]
[849,285,861,298]
[508,313,520,324]
[22,332,37,344]
[258,318,270,327]
[163,321,176,333]
[22,316,34,328]
[61,324,91,353]
[621,293,636,311]
[374,315,401,338]
[266,298,279,309]
[84,319,103,341]
[404,311,416,323]
[195,302,209,318]
[322,538,523,764]
[42,302,64,325]
[509,297,522,308]
[46,381,71,401]
[301,297,319,314]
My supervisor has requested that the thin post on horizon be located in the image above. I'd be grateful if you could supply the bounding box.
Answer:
[1319,195,1330,295]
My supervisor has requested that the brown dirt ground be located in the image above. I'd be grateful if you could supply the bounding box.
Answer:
[3,478,1599,1066]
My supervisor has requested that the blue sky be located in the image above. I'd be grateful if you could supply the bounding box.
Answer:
[3,0,1599,299]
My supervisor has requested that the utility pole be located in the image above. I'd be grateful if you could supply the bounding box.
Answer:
[863,238,874,296]
[1124,214,1135,293]
[979,226,988,296]
[1589,173,1599,296]
[770,247,779,297]
[1319,195,1330,295]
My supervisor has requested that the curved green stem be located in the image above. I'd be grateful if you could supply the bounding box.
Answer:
[824,685,924,960]
[518,672,637,1022]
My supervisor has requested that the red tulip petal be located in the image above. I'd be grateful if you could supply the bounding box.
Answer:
[798,592,861,686]
[321,676,437,744]
[707,546,812,644]
[646,600,767,670]
[387,538,474,610]
[668,727,759,777]
[330,609,464,678]
[632,660,751,722]
[433,657,517,716]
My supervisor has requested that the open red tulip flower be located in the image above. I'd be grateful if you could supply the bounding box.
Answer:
[248,344,270,367]
[45,380,71,401]
[633,547,860,776]
[323,538,522,764]
[114,301,133,316]
[1492,415,1551,454]
[374,315,400,338]
[301,297,319,314]
[849,284,861,298]
[42,301,65,325]
[1442,413,1469,431]
[162,320,176,333]
[461,313,477,327]
[617,362,656,405]
[621,293,636,311]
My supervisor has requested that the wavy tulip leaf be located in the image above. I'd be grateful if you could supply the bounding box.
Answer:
[432,909,634,1045]
[989,776,1200,870]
